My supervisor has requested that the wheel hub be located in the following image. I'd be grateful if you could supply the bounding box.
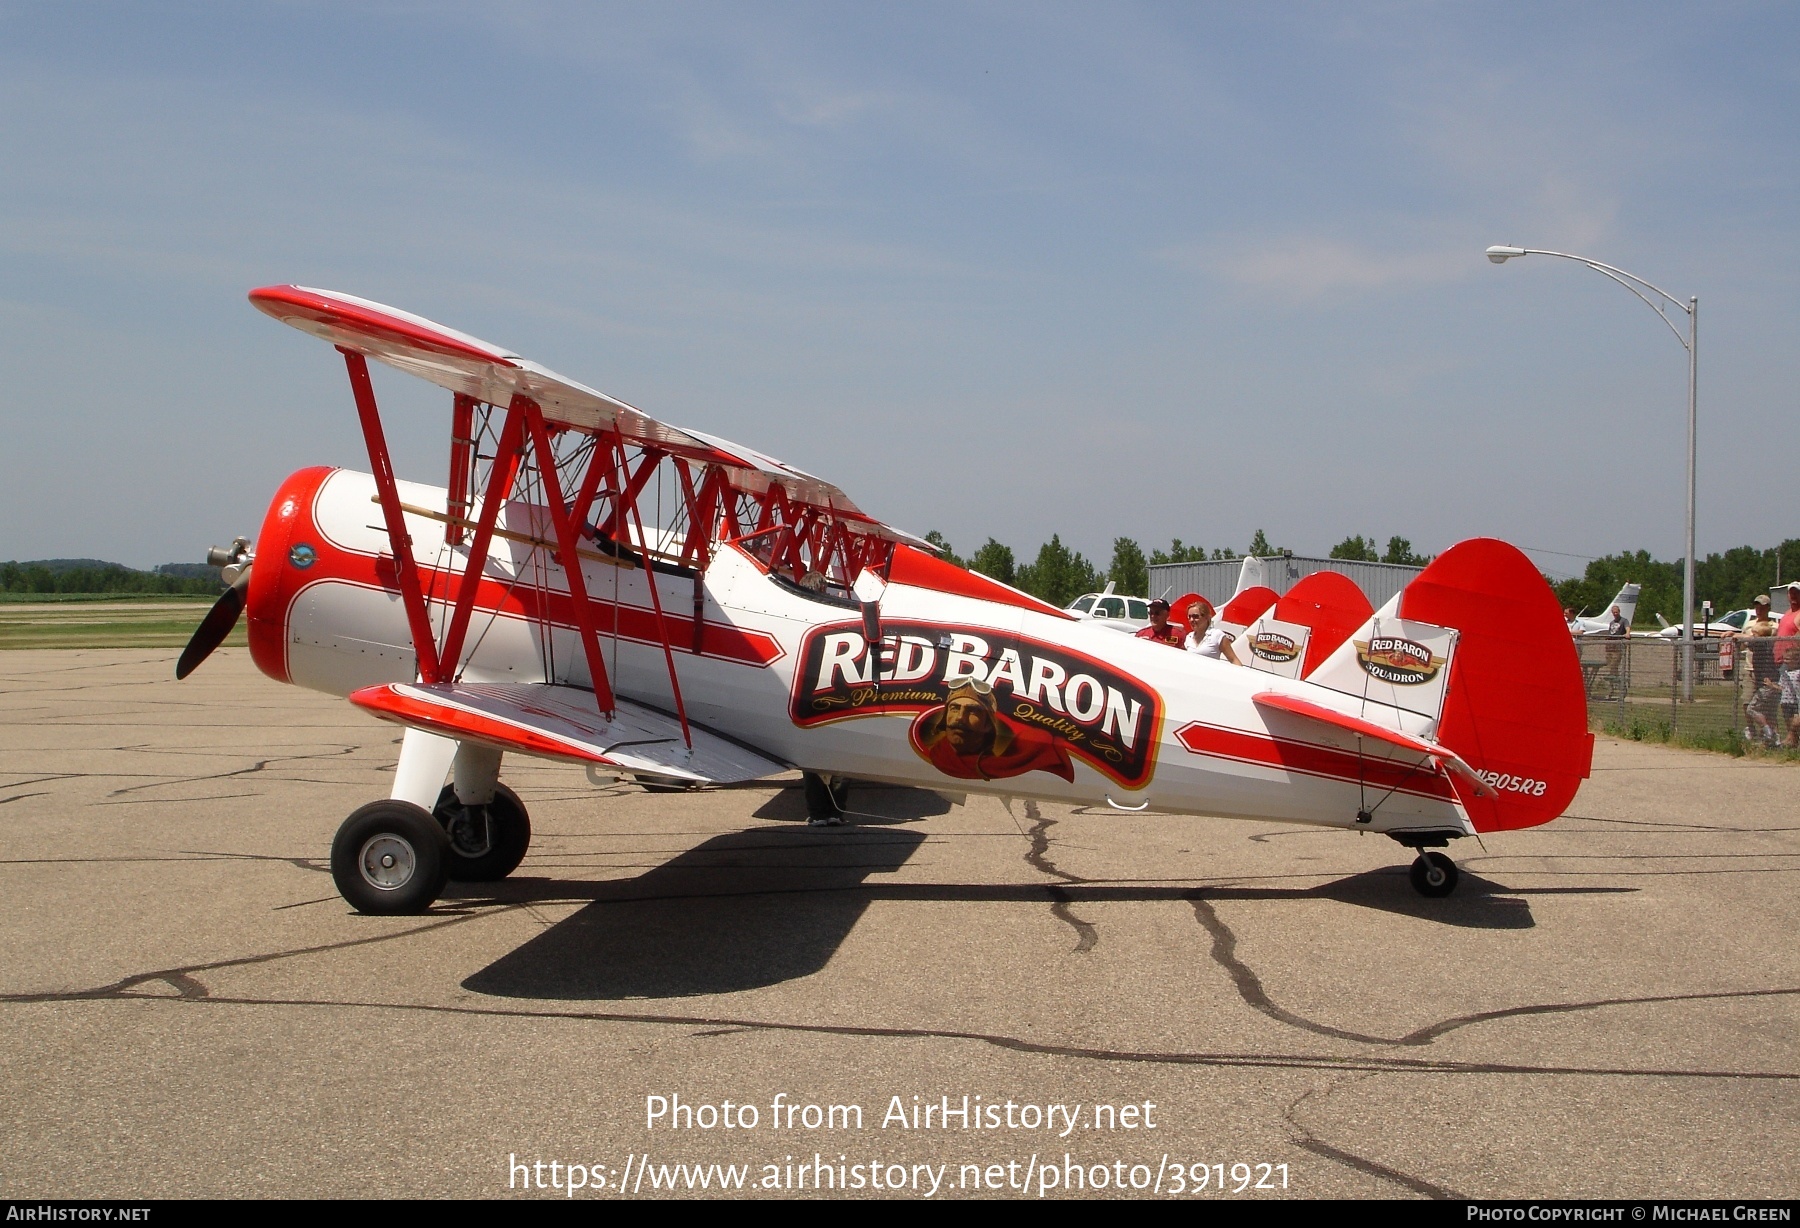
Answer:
[358,835,417,890]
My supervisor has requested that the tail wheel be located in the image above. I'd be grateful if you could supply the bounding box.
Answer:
[1409,851,1459,898]
[433,783,531,882]
[331,800,450,914]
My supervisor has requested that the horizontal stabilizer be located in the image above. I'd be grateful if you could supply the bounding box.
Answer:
[1252,692,1496,799]
[349,681,787,784]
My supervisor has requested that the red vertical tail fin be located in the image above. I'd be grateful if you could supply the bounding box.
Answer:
[1278,571,1374,677]
[1399,540,1593,831]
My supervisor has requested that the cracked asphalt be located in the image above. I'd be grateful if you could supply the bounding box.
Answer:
[1,649,1795,1199]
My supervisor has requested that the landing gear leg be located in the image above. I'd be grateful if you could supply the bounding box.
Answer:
[434,782,532,881]
[1409,850,1460,898]
[430,743,531,881]
[803,772,849,826]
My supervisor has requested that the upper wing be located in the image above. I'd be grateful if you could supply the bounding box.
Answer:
[350,680,787,785]
[249,284,921,544]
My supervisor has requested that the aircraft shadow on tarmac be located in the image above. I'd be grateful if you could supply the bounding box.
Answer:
[460,786,940,1000]
[460,788,1634,1000]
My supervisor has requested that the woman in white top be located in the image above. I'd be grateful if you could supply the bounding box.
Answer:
[1184,600,1242,665]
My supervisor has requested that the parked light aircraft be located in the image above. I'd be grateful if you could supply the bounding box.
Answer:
[177,286,1594,914]
[1066,583,1152,632]
[1567,584,1640,635]
[1651,610,1753,639]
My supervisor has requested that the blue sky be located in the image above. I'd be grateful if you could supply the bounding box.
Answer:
[2,2,1795,577]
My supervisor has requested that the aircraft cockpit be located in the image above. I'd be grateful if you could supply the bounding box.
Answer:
[731,526,861,608]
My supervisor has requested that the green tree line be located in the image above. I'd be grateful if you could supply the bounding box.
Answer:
[1,561,223,596]
[1553,540,1800,627]
[922,530,1799,618]
[923,529,1288,607]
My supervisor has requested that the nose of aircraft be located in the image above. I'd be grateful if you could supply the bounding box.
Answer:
[175,539,253,679]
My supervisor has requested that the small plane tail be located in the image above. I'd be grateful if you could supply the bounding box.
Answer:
[1654,613,1670,629]
[1398,539,1592,831]
[1232,555,1267,596]
[1275,571,1373,676]
[1607,583,1642,626]
[1302,539,1592,831]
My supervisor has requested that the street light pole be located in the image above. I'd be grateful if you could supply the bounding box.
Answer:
[1484,246,1699,701]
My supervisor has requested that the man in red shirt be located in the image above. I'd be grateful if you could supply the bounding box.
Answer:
[1135,598,1184,647]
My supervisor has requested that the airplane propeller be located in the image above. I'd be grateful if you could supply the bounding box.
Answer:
[176,537,253,680]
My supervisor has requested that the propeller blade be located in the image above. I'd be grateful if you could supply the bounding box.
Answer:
[176,567,250,680]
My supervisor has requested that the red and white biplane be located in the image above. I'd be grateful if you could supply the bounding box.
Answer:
[178,286,1593,913]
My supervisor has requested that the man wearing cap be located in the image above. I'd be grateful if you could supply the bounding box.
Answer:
[1135,599,1184,647]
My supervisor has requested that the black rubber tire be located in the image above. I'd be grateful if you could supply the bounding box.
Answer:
[802,772,849,822]
[1409,851,1459,898]
[331,800,451,914]
[433,783,531,882]
[633,774,693,794]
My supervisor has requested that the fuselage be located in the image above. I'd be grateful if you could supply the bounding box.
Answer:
[246,466,1470,837]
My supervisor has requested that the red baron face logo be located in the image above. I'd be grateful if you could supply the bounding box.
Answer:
[1249,631,1299,663]
[1355,636,1444,685]
[789,620,1162,789]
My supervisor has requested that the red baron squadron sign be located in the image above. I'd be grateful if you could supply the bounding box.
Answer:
[789,621,1163,789]
[1248,630,1300,663]
[1355,635,1445,685]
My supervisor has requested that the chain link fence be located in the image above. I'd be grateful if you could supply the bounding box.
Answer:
[1577,633,1799,753]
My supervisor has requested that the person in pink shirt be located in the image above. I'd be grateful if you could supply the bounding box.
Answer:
[1778,583,1800,641]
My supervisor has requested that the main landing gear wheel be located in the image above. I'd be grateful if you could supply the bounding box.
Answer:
[803,772,849,826]
[331,800,451,915]
[433,783,531,882]
[1409,851,1460,898]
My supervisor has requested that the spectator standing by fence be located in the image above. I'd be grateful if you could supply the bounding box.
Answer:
[1741,597,1781,746]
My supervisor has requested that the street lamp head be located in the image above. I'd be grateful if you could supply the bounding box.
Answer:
[1486,245,1527,264]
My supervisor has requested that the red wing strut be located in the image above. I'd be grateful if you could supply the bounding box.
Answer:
[252,283,930,725]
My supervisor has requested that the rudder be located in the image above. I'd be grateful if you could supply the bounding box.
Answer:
[1399,539,1593,831]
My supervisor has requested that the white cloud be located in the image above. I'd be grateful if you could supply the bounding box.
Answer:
[1164,234,1471,301]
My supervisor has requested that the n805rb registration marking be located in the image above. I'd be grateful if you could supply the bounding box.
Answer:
[1478,770,1547,797]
